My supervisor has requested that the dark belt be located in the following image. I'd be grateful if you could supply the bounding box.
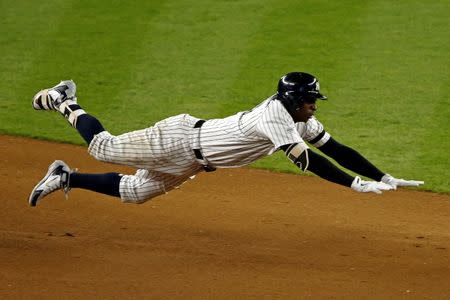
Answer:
[193,120,216,172]
[194,119,206,128]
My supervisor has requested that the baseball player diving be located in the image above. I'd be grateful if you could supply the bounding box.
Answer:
[29,72,424,206]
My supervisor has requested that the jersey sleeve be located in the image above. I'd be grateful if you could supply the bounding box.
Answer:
[299,116,331,147]
[256,100,304,149]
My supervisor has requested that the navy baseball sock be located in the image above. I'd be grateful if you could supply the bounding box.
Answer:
[75,114,106,145]
[55,98,105,145]
[69,172,122,198]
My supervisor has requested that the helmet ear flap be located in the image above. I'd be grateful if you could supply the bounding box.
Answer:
[284,91,292,98]
[280,91,303,114]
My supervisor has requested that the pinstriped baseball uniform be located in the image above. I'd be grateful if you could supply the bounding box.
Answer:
[88,96,330,203]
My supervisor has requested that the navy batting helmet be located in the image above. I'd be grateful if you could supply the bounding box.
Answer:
[276,72,327,114]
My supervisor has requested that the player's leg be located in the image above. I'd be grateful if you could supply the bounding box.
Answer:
[33,80,161,168]
[86,114,201,170]
[28,160,123,206]
[28,162,174,206]
[32,80,104,145]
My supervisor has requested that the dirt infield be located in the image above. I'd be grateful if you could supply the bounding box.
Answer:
[1,135,449,299]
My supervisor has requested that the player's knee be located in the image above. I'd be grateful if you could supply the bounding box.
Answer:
[87,131,120,162]
[119,175,166,204]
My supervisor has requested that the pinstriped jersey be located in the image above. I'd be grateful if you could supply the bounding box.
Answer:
[199,96,330,168]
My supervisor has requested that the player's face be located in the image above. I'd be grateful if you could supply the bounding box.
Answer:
[293,99,317,123]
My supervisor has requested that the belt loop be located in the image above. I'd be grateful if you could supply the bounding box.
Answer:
[194,119,206,128]
[192,120,216,172]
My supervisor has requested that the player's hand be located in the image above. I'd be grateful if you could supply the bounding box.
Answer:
[381,174,424,189]
[351,176,394,194]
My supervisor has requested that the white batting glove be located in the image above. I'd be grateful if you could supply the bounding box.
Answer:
[381,174,424,189]
[351,176,394,194]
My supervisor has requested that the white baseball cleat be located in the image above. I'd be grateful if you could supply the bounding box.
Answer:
[29,160,71,207]
[32,80,77,111]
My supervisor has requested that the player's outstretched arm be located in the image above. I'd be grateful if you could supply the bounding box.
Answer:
[317,137,424,188]
[317,137,384,180]
[281,143,393,194]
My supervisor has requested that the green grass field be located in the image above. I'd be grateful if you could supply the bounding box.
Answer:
[1,0,449,192]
